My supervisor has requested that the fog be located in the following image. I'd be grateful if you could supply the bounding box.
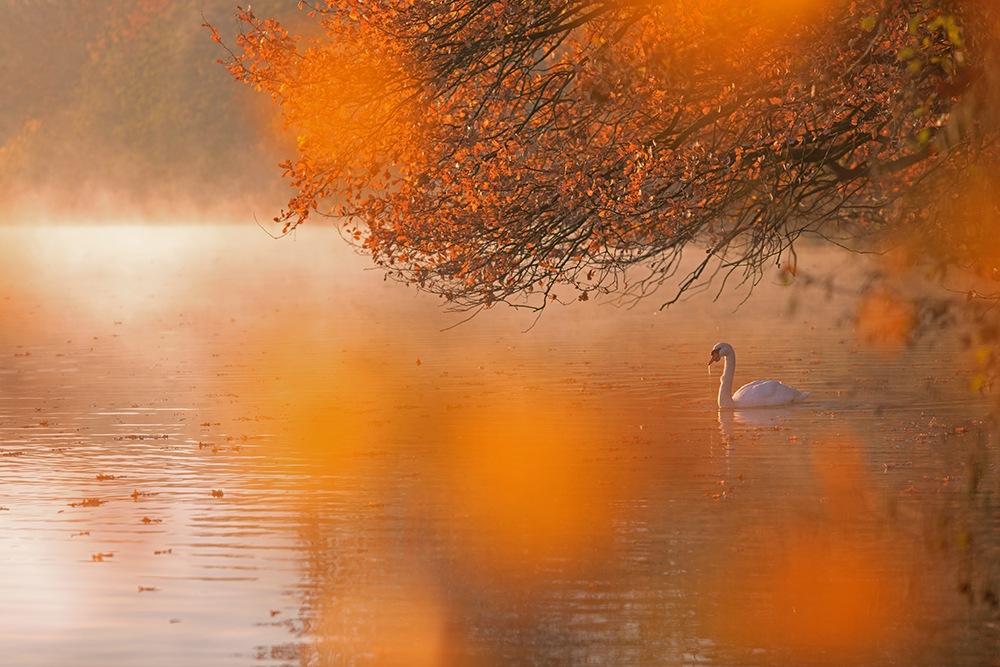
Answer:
[0,0,315,223]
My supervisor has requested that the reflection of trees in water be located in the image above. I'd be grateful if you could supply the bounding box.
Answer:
[254,410,1000,664]
[713,403,1000,664]
[250,421,720,664]
[270,491,703,665]
[930,423,1000,629]
[230,325,1000,665]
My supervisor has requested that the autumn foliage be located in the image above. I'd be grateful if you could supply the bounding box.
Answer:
[211,0,999,310]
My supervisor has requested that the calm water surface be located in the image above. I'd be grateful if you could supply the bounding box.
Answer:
[1,225,998,666]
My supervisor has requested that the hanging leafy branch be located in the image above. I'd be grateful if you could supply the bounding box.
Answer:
[207,0,999,312]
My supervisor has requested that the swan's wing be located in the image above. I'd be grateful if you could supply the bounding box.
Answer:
[733,380,808,407]
[732,380,781,400]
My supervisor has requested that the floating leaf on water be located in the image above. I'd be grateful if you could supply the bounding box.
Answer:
[70,498,105,508]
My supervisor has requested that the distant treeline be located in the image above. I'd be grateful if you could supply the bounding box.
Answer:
[0,0,308,220]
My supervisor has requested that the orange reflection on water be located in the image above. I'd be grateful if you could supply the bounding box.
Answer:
[762,536,899,649]
[229,312,623,566]
[274,353,400,456]
[226,321,432,478]
[227,326,627,660]
[705,435,916,660]
[445,396,615,569]
[855,289,916,346]
[310,582,455,667]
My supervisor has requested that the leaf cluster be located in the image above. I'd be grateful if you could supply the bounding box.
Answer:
[214,0,998,312]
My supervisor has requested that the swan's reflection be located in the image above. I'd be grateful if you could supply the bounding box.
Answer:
[717,408,799,440]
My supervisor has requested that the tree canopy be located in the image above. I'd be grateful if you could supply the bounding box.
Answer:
[211,0,1000,313]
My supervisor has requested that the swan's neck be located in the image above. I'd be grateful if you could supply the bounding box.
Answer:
[718,352,736,408]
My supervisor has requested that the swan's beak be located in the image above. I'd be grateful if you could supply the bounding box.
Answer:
[708,349,720,366]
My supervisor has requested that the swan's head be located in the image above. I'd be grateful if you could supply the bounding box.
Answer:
[708,342,733,366]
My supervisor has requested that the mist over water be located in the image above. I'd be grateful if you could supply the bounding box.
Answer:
[0,224,998,666]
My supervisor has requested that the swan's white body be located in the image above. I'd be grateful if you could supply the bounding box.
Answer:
[708,342,810,409]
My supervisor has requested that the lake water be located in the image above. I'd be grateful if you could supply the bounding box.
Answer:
[1,224,997,666]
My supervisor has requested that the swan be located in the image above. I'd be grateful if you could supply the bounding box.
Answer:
[708,342,811,408]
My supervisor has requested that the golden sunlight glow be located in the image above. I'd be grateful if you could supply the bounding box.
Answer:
[445,397,614,567]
